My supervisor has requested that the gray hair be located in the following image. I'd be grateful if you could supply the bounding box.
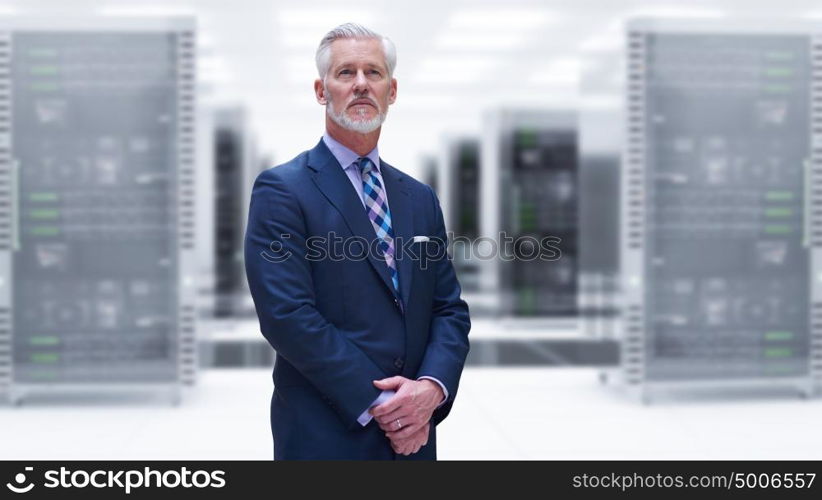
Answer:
[315,23,397,80]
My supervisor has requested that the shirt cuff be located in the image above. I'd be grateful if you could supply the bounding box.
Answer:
[417,376,448,408]
[357,390,396,427]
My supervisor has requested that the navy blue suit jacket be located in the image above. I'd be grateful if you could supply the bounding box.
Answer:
[244,139,471,460]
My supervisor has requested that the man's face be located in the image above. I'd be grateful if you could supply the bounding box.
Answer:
[316,38,397,133]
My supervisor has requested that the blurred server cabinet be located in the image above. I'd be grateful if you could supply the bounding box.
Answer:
[195,105,215,309]
[439,137,480,292]
[420,154,438,195]
[481,110,578,317]
[578,106,622,338]
[621,19,822,399]
[212,106,261,317]
[579,153,620,334]
[0,18,197,403]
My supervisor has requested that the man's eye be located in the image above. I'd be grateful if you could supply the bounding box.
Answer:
[339,69,352,76]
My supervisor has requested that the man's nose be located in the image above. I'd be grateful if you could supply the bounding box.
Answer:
[352,70,368,92]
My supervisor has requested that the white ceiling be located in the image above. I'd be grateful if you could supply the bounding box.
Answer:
[4,0,822,176]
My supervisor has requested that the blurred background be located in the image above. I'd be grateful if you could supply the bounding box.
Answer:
[1,0,822,460]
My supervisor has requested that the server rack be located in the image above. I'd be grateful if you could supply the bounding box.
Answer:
[439,137,480,292]
[578,102,622,339]
[621,19,822,400]
[579,152,620,336]
[194,105,214,306]
[420,154,438,196]
[212,106,261,317]
[481,110,578,317]
[213,107,245,317]
[0,18,197,404]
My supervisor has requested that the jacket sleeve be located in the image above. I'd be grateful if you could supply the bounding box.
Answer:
[415,185,471,425]
[244,168,386,428]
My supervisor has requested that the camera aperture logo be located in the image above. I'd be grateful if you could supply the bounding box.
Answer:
[6,466,226,494]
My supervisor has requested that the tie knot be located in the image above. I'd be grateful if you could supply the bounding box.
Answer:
[357,157,374,175]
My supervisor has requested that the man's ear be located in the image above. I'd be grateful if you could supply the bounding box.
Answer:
[314,78,327,105]
[388,77,397,105]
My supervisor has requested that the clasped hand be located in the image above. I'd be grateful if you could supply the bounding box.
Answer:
[369,376,443,456]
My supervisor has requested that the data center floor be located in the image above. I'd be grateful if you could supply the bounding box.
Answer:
[1,367,821,460]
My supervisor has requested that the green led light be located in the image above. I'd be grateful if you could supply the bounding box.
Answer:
[765,191,793,201]
[517,129,538,147]
[459,215,476,232]
[520,203,536,227]
[764,208,793,217]
[763,225,791,234]
[29,336,59,346]
[29,192,58,202]
[764,67,793,77]
[519,288,536,315]
[29,66,59,75]
[764,347,792,358]
[764,51,794,61]
[30,226,60,236]
[764,331,793,341]
[29,208,59,219]
[31,352,59,363]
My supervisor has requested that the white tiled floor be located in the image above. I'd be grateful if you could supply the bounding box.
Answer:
[1,367,821,460]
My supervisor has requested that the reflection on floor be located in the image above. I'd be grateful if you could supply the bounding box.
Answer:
[201,318,619,367]
[1,367,821,460]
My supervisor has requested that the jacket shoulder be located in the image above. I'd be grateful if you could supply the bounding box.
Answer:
[255,150,310,186]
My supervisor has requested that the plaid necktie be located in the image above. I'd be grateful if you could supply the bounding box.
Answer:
[357,157,400,294]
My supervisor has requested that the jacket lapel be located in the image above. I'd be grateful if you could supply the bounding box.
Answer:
[306,139,396,299]
[380,161,413,307]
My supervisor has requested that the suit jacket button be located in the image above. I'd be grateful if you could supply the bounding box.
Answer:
[393,358,404,369]
[393,298,399,307]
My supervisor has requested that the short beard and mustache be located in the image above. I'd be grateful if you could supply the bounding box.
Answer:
[325,88,387,134]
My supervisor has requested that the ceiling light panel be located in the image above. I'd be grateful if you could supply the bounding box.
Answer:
[278,10,375,28]
[447,9,558,30]
[436,33,524,50]
[628,6,725,19]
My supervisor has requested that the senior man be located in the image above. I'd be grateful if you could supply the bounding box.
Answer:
[244,23,471,460]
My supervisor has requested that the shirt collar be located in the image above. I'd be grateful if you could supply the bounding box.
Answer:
[322,131,381,173]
